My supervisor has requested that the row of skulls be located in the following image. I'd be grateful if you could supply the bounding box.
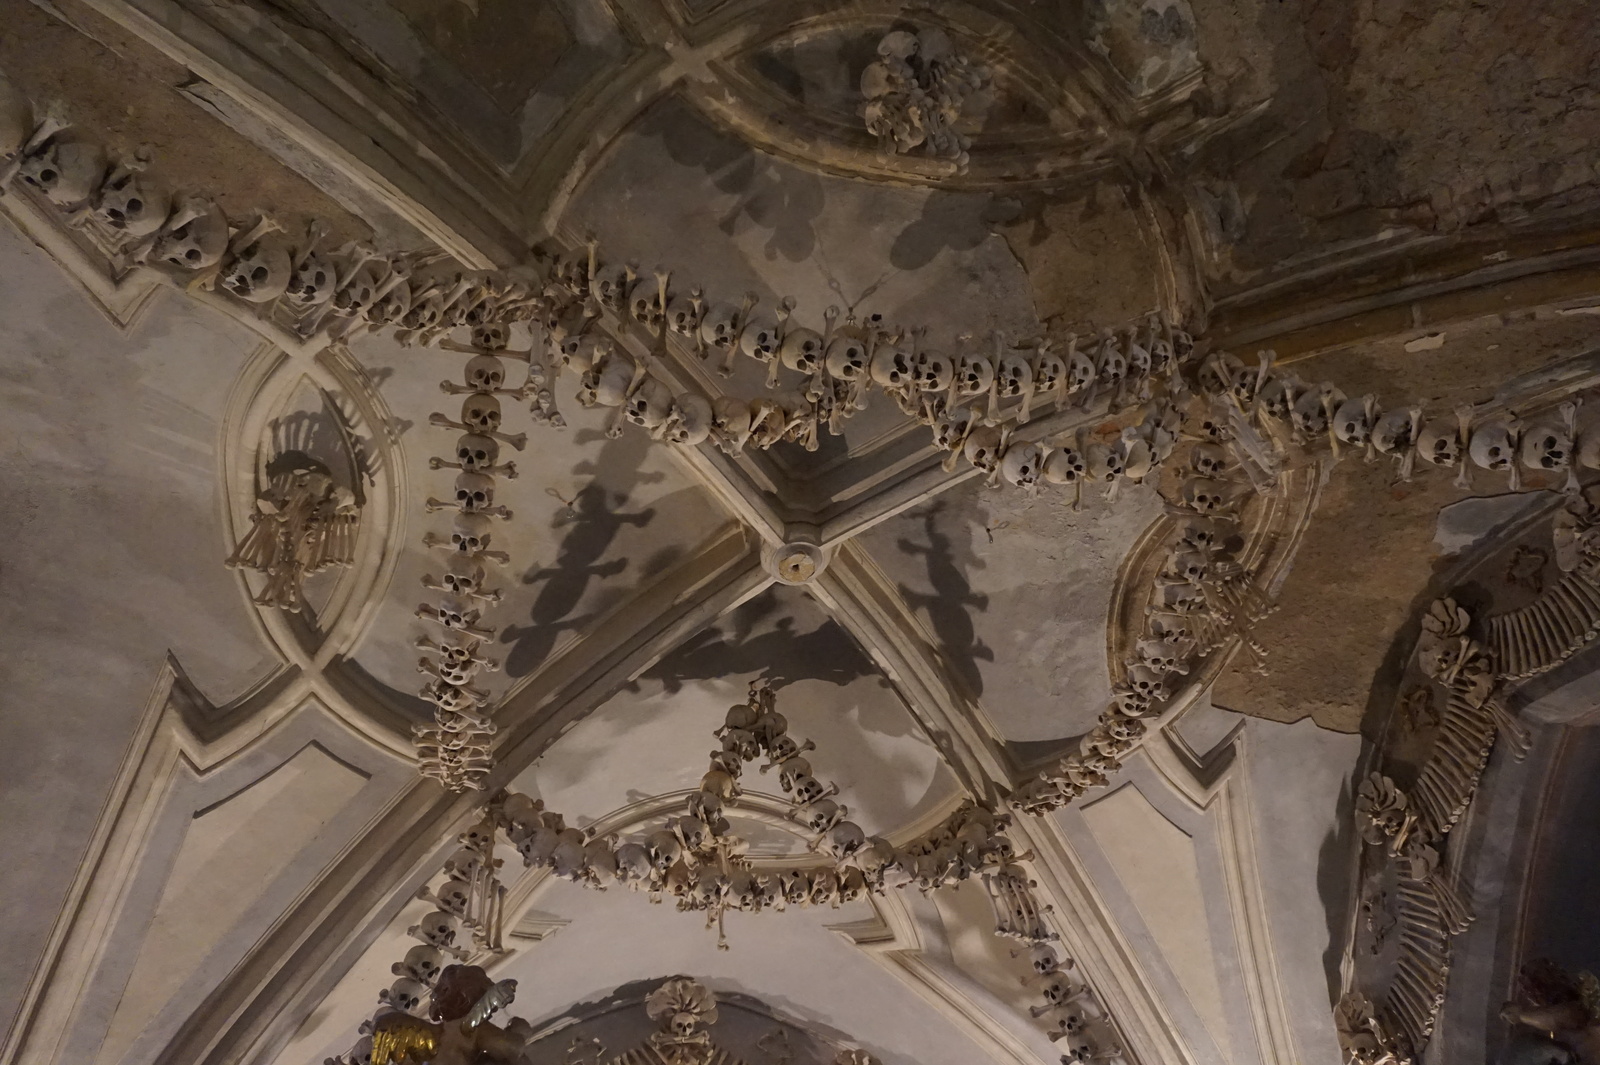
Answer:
[410,331,540,790]
[0,81,559,354]
[1008,340,1600,816]
[326,818,511,1064]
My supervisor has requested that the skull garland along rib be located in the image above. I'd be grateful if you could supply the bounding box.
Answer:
[413,319,539,792]
[326,812,512,1065]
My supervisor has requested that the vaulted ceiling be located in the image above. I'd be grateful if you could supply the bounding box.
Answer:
[2,2,1599,1065]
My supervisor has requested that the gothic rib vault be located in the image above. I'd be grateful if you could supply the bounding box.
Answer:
[2,3,1600,1065]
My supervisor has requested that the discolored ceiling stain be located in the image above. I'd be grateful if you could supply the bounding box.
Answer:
[1084,0,1201,97]
[1212,312,1600,732]
[383,0,574,113]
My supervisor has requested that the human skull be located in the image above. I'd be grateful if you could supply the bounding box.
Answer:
[410,910,458,949]
[152,197,229,270]
[825,334,869,381]
[1189,443,1227,478]
[441,555,487,598]
[1067,347,1096,395]
[778,757,814,793]
[518,826,559,866]
[711,395,754,449]
[996,350,1035,398]
[449,512,494,554]
[1372,408,1419,455]
[644,829,682,871]
[590,354,639,408]
[1126,664,1170,702]
[1043,443,1086,484]
[1520,421,1572,471]
[665,295,699,338]
[593,264,630,311]
[331,260,386,318]
[826,820,867,859]
[461,393,503,432]
[932,403,976,450]
[370,277,414,325]
[955,350,995,397]
[738,315,781,361]
[383,977,426,1013]
[433,879,471,916]
[1165,550,1209,583]
[780,327,825,374]
[93,167,170,238]
[1291,386,1337,437]
[1469,422,1517,471]
[1029,944,1062,974]
[791,774,827,805]
[913,349,953,392]
[1255,375,1298,422]
[463,355,506,392]
[614,842,652,885]
[1000,442,1045,489]
[1181,478,1229,514]
[286,251,336,307]
[624,378,674,430]
[220,237,293,303]
[1034,346,1067,395]
[1085,442,1122,483]
[1416,418,1463,467]
[470,319,509,351]
[870,344,914,390]
[627,277,664,327]
[452,472,496,513]
[661,392,714,446]
[1333,396,1376,448]
[963,425,1003,471]
[394,944,444,985]
[1040,972,1074,1004]
[18,135,106,208]
[699,304,740,350]
[720,727,761,762]
[1096,336,1127,388]
[1177,518,1222,552]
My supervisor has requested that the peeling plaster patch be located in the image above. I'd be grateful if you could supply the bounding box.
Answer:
[1403,332,1446,352]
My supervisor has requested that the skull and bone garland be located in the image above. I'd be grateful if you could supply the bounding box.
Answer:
[412,324,541,792]
[327,814,517,1065]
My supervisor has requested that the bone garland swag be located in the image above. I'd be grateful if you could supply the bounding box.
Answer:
[413,322,536,792]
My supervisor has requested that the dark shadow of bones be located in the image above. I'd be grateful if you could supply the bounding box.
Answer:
[895,500,992,697]
[500,431,663,677]
[635,586,880,694]
[1317,773,1359,1007]
[646,99,826,263]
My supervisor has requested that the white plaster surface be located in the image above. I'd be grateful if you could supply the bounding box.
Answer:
[0,223,278,1039]
[861,478,1166,742]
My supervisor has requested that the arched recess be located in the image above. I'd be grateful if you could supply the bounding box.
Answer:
[272,789,1060,1065]
[1,657,417,1065]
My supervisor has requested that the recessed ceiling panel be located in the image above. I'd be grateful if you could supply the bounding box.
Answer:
[511,585,961,846]
[859,477,1166,743]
